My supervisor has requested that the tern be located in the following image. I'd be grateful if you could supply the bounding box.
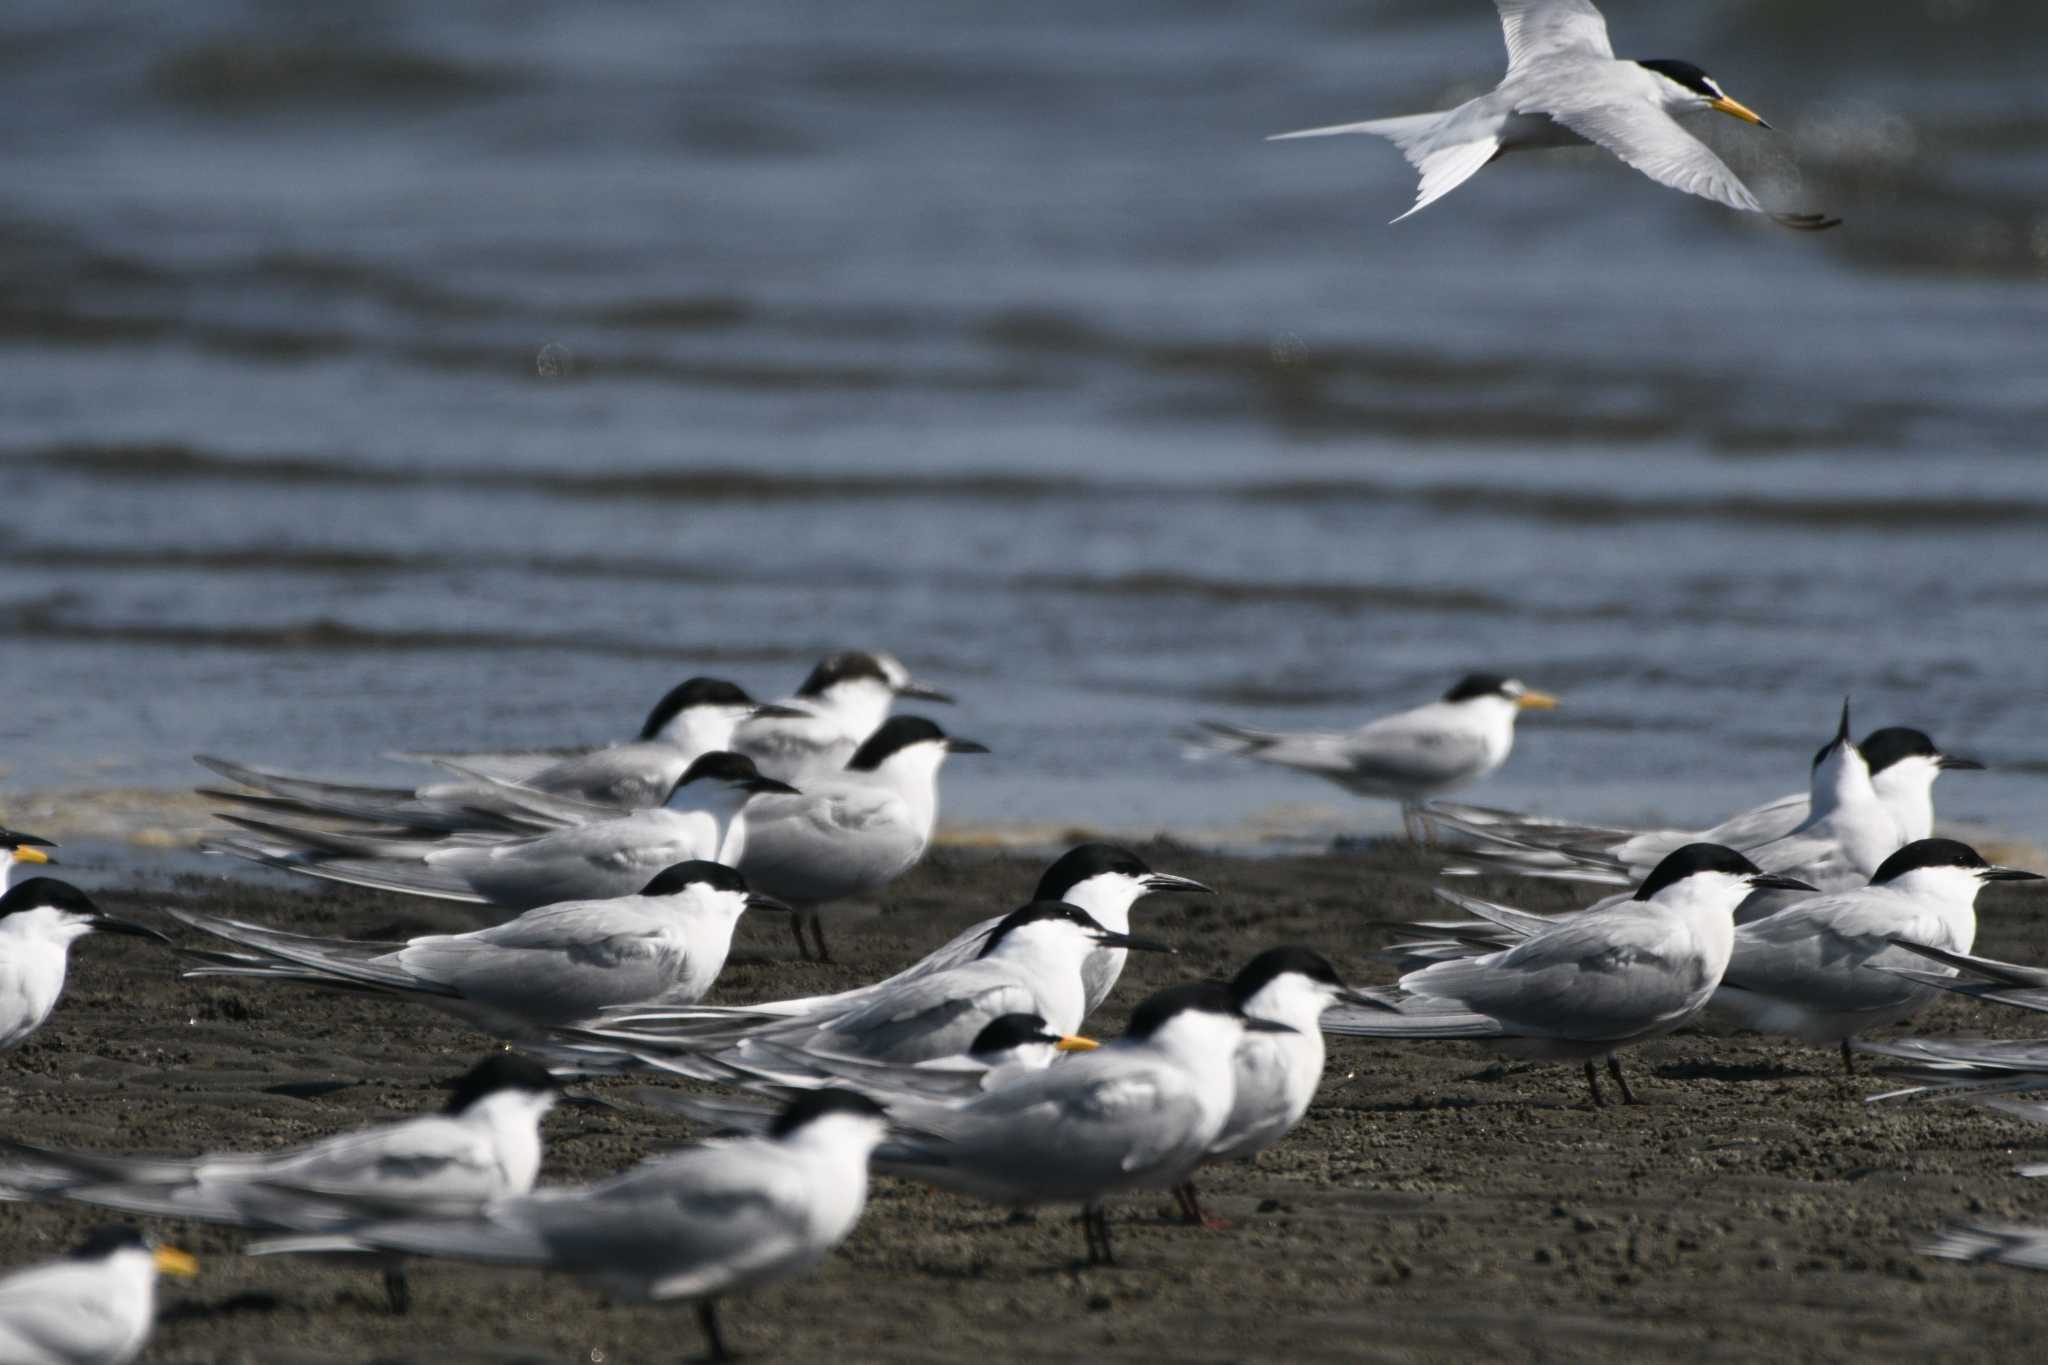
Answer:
[874,980,1292,1264]
[581,899,1173,1068]
[250,1088,893,1364]
[1172,947,1376,1227]
[1923,1222,2048,1273]
[0,1225,196,1365]
[173,862,787,1039]
[734,650,953,783]
[737,714,987,961]
[0,1053,574,1314]
[202,753,796,910]
[1271,0,1839,229]
[0,828,55,894]
[1429,725,1981,880]
[1189,673,1558,840]
[1324,844,1815,1105]
[1706,839,2045,1072]
[197,677,797,834]
[0,879,169,1051]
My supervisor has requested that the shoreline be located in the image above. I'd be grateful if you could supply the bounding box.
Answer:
[3,846,2047,1361]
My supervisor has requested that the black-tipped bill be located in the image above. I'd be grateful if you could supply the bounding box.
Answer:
[89,915,172,943]
[897,681,955,704]
[744,776,802,796]
[750,703,810,720]
[1243,1015,1298,1034]
[1938,756,1986,771]
[1092,928,1176,954]
[1336,988,1381,1009]
[944,737,991,755]
[1980,867,2046,883]
[1142,873,1213,896]
[746,892,795,913]
[1747,873,1819,894]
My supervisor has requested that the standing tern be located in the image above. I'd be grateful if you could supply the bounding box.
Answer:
[1172,947,1376,1227]
[873,980,1292,1264]
[173,862,786,1039]
[735,650,953,784]
[0,879,169,1050]
[583,899,1173,1067]
[250,1088,893,1364]
[1271,0,1839,229]
[737,714,987,961]
[0,829,55,893]
[1324,844,1814,1105]
[1706,839,2044,1072]
[1189,673,1558,840]
[203,753,796,911]
[0,1053,575,1314]
[0,1225,196,1365]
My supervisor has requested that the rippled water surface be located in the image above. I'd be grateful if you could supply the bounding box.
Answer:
[4,1,2047,851]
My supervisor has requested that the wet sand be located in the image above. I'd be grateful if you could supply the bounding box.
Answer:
[6,845,2048,1364]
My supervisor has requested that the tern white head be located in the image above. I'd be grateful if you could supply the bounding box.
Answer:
[1031,844,1214,1016]
[636,676,806,752]
[734,650,954,784]
[0,828,54,895]
[1268,0,1839,229]
[0,879,169,1051]
[0,1223,197,1365]
[1860,727,1983,844]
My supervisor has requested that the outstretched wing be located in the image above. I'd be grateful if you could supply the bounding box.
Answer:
[1496,0,1614,72]
[1538,98,1764,214]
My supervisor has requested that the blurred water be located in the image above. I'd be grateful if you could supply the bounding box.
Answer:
[3,0,2046,850]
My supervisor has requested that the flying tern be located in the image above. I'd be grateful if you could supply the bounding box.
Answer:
[735,650,953,784]
[0,879,169,1050]
[1705,838,2043,1072]
[0,1053,575,1314]
[0,1225,196,1365]
[250,1088,893,1364]
[1271,0,1839,229]
[737,714,987,961]
[1324,844,1814,1105]
[203,752,795,910]
[1189,673,1558,840]
[174,862,786,1039]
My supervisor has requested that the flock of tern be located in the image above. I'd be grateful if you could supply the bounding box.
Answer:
[3,639,2046,1361]
[1,0,2025,1359]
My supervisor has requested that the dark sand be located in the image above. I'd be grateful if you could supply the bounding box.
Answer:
[6,845,2048,1363]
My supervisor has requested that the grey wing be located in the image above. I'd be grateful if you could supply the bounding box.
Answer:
[929,1060,1207,1185]
[1721,902,1953,1013]
[1536,97,1765,214]
[1340,710,1494,790]
[801,971,1042,1064]
[739,788,924,904]
[402,909,687,1021]
[525,744,682,810]
[240,1117,508,1210]
[1406,911,1710,1038]
[1495,0,1614,71]
[449,814,712,908]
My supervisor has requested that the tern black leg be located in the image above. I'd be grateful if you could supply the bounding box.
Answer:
[697,1299,731,1363]
[1080,1204,1116,1265]
[1583,1059,1605,1107]
[807,915,833,963]
[1605,1056,1638,1105]
[1841,1039,1856,1076]
[382,1263,411,1315]
[789,913,813,961]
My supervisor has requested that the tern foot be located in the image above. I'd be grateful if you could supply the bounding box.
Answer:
[1606,1056,1639,1106]
[381,1265,411,1316]
[1840,1039,1857,1077]
[1582,1059,1606,1108]
[696,1299,733,1364]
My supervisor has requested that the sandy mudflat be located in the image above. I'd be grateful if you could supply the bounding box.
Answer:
[5,845,2048,1364]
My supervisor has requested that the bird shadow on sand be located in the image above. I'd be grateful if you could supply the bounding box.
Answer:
[1650,1058,1808,1082]
[159,1290,281,1324]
